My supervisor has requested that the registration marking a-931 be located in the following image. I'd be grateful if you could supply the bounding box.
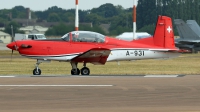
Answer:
[126,50,145,56]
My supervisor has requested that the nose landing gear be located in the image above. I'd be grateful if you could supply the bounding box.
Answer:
[33,61,42,75]
[32,59,51,75]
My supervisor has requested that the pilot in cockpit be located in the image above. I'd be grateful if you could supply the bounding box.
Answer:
[72,32,79,42]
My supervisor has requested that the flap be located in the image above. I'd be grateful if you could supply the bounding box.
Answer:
[72,48,111,65]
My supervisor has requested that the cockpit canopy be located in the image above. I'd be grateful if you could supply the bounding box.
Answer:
[61,31,105,43]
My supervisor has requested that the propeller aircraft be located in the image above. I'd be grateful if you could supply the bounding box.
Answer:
[7,16,180,75]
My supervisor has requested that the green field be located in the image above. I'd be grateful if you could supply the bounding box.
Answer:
[0,50,200,75]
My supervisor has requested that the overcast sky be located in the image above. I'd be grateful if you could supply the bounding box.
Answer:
[0,0,137,11]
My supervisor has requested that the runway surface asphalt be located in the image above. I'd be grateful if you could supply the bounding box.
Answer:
[0,75,200,112]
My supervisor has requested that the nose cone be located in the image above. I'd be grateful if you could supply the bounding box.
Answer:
[7,42,16,50]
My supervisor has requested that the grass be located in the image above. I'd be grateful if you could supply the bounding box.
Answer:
[0,50,200,75]
[0,50,20,56]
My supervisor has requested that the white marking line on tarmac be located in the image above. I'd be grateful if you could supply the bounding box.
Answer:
[70,76,116,78]
[144,75,179,78]
[0,85,113,87]
[0,76,15,78]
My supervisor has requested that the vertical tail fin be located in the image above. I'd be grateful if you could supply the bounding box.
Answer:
[186,20,200,36]
[174,19,199,40]
[153,16,175,49]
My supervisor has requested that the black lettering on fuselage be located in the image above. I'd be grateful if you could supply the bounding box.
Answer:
[126,51,130,56]
[126,50,145,56]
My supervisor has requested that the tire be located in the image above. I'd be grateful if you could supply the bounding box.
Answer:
[71,68,80,75]
[81,67,90,75]
[33,68,41,75]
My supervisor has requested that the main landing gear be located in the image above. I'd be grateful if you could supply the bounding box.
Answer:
[71,62,90,75]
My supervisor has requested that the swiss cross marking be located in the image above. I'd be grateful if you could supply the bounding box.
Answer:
[167,26,172,33]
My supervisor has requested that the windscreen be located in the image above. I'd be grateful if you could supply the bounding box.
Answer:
[62,31,105,43]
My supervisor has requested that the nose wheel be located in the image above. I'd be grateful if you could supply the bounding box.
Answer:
[33,68,41,75]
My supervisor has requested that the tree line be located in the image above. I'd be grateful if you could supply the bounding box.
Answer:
[0,0,200,36]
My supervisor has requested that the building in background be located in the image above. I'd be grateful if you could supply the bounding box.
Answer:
[0,31,12,43]
[19,26,48,34]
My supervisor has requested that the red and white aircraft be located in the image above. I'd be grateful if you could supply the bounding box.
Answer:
[7,16,180,75]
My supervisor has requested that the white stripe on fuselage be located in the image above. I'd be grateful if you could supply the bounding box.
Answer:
[107,50,180,61]
[21,54,79,61]
[21,49,180,61]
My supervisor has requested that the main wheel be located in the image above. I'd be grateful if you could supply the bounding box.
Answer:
[33,68,41,75]
[81,67,90,75]
[71,68,80,75]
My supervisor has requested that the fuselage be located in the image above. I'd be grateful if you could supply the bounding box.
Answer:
[7,36,180,62]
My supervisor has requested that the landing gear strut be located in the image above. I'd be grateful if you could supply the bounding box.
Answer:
[70,62,80,75]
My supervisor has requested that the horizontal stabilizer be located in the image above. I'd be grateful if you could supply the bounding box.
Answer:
[149,49,178,52]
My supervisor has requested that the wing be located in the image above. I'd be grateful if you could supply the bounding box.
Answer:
[72,48,111,65]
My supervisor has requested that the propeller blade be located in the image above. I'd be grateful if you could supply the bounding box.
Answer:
[10,50,13,62]
[14,44,18,50]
